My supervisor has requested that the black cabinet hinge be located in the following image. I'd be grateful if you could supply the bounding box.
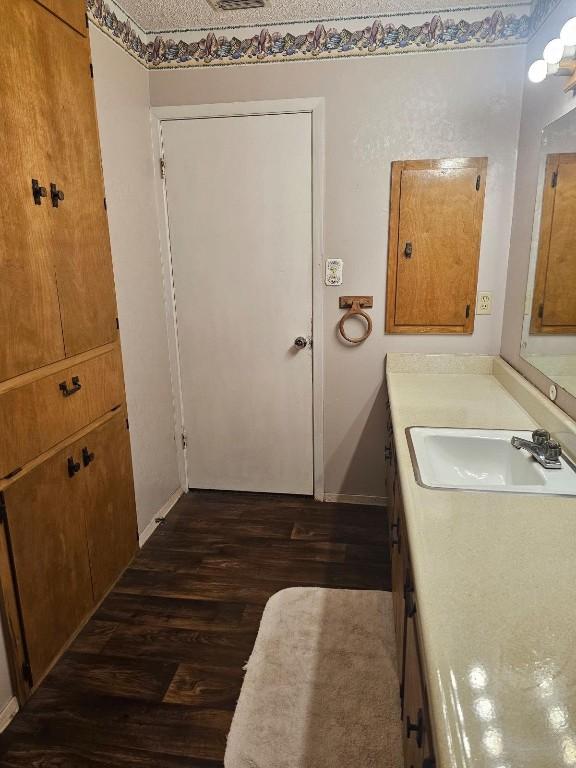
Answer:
[465,304,471,319]
[115,317,119,330]
[126,417,130,430]
[89,62,94,79]
[475,174,481,191]
[538,304,544,319]
[104,197,107,211]
[0,493,6,526]
[551,170,558,188]
[22,661,33,688]
[85,11,89,28]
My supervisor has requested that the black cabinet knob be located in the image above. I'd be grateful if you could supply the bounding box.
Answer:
[406,708,424,748]
[67,457,81,478]
[50,182,64,207]
[82,446,95,467]
[32,178,47,205]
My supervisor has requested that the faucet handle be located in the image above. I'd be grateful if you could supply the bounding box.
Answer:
[544,440,562,460]
[532,429,550,445]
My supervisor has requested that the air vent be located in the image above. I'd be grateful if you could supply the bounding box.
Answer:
[207,0,269,10]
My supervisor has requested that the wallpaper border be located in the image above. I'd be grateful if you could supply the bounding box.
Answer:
[86,0,559,68]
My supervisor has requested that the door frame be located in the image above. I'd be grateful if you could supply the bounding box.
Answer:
[150,99,326,500]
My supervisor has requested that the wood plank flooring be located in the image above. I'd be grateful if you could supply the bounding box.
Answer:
[0,491,390,767]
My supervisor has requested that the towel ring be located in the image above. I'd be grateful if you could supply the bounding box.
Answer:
[338,296,373,344]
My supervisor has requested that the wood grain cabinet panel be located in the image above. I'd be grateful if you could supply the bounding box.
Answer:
[40,2,119,357]
[3,441,94,686]
[0,347,124,479]
[2,410,137,690]
[530,153,576,334]
[79,412,138,603]
[0,2,67,381]
[34,0,87,35]
[386,158,487,335]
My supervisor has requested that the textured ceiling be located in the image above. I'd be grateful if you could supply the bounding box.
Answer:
[118,0,525,32]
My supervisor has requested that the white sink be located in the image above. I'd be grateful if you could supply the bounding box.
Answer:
[407,428,576,495]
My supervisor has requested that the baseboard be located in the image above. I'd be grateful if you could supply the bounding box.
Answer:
[0,697,18,733]
[138,488,184,547]
[323,493,388,507]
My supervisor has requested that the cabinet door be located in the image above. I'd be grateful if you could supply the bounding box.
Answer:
[530,153,576,334]
[403,615,434,768]
[40,3,119,357]
[391,475,407,673]
[80,412,138,603]
[0,1,66,381]
[3,441,94,686]
[34,0,87,35]
[386,158,487,334]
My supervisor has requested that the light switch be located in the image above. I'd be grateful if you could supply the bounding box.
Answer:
[476,291,492,315]
[325,259,343,286]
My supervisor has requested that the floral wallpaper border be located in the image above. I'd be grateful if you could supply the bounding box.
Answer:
[86,0,558,68]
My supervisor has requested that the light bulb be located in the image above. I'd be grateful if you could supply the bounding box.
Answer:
[560,17,576,46]
[543,38,564,64]
[528,59,548,83]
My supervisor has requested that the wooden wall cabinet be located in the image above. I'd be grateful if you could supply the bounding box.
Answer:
[0,0,118,383]
[386,158,487,335]
[387,407,436,768]
[530,153,576,334]
[0,0,138,703]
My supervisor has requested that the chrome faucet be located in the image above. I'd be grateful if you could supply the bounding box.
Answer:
[511,429,563,469]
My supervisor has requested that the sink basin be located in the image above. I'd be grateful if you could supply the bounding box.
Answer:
[407,428,576,495]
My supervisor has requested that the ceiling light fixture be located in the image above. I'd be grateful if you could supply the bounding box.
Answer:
[528,17,576,92]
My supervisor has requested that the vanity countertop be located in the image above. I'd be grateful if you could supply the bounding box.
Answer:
[386,353,576,768]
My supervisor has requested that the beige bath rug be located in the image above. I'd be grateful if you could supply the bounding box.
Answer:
[225,587,402,768]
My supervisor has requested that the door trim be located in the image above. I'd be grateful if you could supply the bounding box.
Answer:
[150,99,326,500]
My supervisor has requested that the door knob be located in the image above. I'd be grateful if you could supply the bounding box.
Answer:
[404,242,413,258]
[294,336,307,349]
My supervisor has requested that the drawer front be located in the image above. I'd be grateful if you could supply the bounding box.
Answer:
[0,349,124,478]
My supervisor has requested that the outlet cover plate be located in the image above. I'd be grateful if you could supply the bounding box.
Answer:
[325,259,343,286]
[476,291,492,315]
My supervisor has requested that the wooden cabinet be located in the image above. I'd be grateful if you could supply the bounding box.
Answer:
[0,0,137,703]
[0,2,67,380]
[0,0,118,382]
[387,408,436,768]
[0,347,124,478]
[386,158,487,335]
[35,0,88,34]
[1,411,136,688]
[530,153,576,334]
[80,414,138,603]
[2,437,94,685]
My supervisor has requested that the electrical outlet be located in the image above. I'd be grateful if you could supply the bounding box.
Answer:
[476,291,492,315]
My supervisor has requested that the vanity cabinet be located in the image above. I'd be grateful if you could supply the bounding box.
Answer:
[387,405,436,768]
[386,158,487,336]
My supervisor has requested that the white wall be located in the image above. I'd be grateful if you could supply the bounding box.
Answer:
[90,27,181,532]
[149,46,525,499]
[501,0,576,422]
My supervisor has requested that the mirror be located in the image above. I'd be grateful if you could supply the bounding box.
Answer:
[520,106,576,398]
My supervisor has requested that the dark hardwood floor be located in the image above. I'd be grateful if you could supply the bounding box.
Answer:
[0,491,390,767]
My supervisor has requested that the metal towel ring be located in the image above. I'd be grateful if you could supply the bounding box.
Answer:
[338,296,373,344]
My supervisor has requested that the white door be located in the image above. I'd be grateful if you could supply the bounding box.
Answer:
[162,112,314,494]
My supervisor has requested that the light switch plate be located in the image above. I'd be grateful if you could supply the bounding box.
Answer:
[325,259,343,286]
[476,291,493,315]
